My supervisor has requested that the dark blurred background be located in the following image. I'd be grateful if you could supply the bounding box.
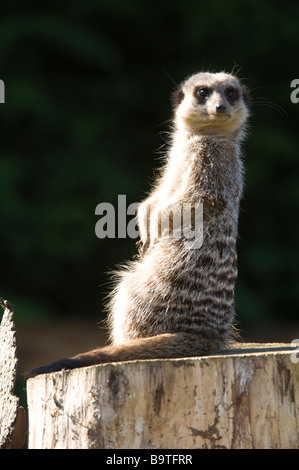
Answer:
[0,0,298,390]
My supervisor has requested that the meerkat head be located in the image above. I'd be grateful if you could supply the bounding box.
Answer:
[172,72,249,135]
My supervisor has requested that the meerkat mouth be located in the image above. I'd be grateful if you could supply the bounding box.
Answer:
[203,114,233,126]
[199,111,232,121]
[211,111,232,119]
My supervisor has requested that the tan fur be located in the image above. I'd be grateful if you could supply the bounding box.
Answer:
[27,72,249,378]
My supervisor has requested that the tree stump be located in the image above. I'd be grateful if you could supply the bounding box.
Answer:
[26,343,299,449]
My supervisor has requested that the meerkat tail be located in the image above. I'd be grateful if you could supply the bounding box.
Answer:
[26,333,222,378]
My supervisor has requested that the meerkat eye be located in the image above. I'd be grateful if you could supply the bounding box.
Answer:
[225,88,238,102]
[194,87,211,104]
[195,87,210,99]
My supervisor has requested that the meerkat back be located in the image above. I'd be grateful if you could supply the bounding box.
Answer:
[109,72,249,349]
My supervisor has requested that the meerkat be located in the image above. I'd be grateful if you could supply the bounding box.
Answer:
[27,71,249,377]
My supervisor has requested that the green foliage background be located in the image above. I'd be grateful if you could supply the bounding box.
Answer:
[0,0,298,330]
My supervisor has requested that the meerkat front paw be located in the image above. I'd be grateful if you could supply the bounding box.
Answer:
[137,200,153,248]
[149,206,176,247]
[136,238,150,256]
[148,211,160,246]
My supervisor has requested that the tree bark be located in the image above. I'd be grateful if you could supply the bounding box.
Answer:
[0,299,26,449]
[27,343,299,449]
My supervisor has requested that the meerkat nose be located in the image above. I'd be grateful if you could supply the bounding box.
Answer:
[216,104,227,113]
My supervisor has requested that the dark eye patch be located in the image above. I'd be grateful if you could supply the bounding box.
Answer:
[225,87,239,103]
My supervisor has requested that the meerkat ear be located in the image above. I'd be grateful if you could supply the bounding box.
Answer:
[171,85,185,109]
[241,85,250,106]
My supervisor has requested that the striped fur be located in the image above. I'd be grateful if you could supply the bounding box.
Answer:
[27,72,249,377]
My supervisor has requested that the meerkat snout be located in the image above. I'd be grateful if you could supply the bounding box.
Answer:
[216,103,227,113]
